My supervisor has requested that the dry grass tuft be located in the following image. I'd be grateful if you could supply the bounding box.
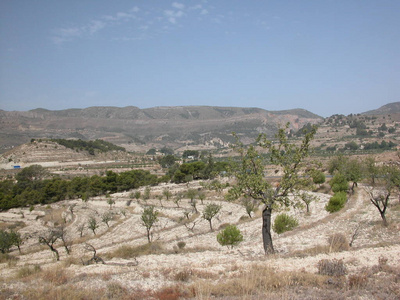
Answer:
[174,269,192,282]
[0,253,18,265]
[106,282,129,299]
[16,264,42,279]
[62,256,80,267]
[328,233,350,252]
[291,232,350,257]
[317,259,347,276]
[106,241,164,259]
[41,266,69,286]
[152,285,184,300]
[348,270,369,289]
[190,264,328,298]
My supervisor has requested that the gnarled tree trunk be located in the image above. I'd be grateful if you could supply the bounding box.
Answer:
[262,205,274,254]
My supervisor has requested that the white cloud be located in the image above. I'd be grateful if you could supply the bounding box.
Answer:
[51,7,142,44]
[57,27,82,37]
[88,20,106,34]
[164,9,184,24]
[172,2,185,10]
[51,2,214,44]
[130,6,140,13]
[190,4,202,10]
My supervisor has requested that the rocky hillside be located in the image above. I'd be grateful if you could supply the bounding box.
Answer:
[362,101,400,115]
[0,106,322,152]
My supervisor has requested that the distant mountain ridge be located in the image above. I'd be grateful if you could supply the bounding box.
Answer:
[362,102,400,115]
[0,105,322,152]
[26,106,321,120]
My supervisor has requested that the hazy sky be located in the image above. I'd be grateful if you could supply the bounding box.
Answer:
[0,1,399,117]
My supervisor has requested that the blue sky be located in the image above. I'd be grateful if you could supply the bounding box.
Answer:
[0,0,399,117]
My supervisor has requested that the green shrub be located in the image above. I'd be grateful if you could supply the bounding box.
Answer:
[217,225,243,249]
[325,192,347,213]
[312,170,326,185]
[330,173,348,193]
[273,213,298,234]
[177,241,186,250]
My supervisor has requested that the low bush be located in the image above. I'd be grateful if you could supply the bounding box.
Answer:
[348,272,368,289]
[325,192,347,213]
[217,224,243,249]
[177,241,186,250]
[330,173,349,193]
[273,213,298,234]
[174,269,191,282]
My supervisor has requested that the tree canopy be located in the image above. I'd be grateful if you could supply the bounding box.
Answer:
[228,123,317,253]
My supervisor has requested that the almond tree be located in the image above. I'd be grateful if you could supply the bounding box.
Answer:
[141,206,158,243]
[39,229,61,261]
[88,216,99,235]
[364,164,400,227]
[163,188,172,201]
[202,203,221,231]
[229,124,316,254]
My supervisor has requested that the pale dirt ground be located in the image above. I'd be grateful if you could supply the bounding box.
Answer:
[0,180,399,296]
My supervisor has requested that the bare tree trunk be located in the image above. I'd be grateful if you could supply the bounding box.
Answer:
[262,206,274,254]
[146,229,151,243]
[380,210,388,227]
[50,245,60,261]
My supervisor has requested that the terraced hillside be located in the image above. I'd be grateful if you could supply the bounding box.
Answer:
[0,179,399,299]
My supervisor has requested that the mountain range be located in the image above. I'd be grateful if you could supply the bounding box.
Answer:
[0,102,398,152]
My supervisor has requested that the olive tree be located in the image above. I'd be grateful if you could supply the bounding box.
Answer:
[229,124,316,254]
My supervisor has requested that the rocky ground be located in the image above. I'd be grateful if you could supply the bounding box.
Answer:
[0,179,399,299]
